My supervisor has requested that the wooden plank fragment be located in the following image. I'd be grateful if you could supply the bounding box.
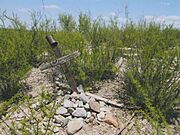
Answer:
[85,92,124,108]
[40,51,80,71]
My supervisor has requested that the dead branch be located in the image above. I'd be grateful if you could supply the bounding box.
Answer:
[85,92,124,108]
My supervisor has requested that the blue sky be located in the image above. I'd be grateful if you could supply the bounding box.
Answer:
[0,0,180,28]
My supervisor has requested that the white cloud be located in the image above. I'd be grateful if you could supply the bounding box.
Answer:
[145,16,180,22]
[101,11,127,24]
[145,15,180,28]
[41,5,60,9]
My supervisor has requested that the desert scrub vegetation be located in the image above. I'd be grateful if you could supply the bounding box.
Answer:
[0,11,179,133]
[0,89,59,134]
[124,22,180,133]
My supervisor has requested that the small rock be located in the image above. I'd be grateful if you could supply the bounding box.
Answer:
[71,98,76,103]
[68,108,74,114]
[56,107,68,115]
[73,103,78,108]
[77,85,84,93]
[93,118,100,125]
[64,100,74,108]
[100,107,108,112]
[85,118,90,123]
[61,118,70,128]
[17,112,25,119]
[29,91,38,98]
[67,118,84,135]
[71,92,79,99]
[54,123,62,127]
[89,100,100,113]
[57,91,64,96]
[84,103,90,109]
[55,77,60,81]
[89,97,95,102]
[87,112,91,118]
[62,113,71,117]
[67,115,72,120]
[78,101,84,108]
[92,112,97,117]
[64,95,71,100]
[97,112,105,122]
[99,101,106,107]
[54,115,65,124]
[44,117,49,122]
[29,119,36,124]
[43,99,50,105]
[56,98,62,104]
[89,116,95,123]
[55,81,61,85]
[72,108,87,118]
[16,117,23,121]
[17,123,22,130]
[53,127,59,133]
[79,93,89,103]
[31,102,40,111]
[104,111,118,128]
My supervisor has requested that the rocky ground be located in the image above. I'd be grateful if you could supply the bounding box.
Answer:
[0,58,179,135]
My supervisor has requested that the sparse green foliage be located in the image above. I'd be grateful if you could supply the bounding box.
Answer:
[59,14,76,32]
[124,22,179,132]
[0,89,59,135]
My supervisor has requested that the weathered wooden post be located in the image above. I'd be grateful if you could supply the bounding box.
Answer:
[45,35,78,92]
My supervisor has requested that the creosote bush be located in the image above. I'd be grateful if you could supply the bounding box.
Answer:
[124,22,179,132]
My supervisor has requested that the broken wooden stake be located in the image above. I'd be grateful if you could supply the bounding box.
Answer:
[116,113,136,135]
[46,35,78,92]
[40,51,80,71]
[85,92,124,108]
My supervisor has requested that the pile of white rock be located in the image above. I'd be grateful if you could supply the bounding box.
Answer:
[53,85,119,135]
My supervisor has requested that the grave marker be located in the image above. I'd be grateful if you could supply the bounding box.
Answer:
[42,35,79,92]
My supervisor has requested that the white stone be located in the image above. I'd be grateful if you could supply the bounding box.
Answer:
[64,100,74,108]
[78,101,84,108]
[97,112,105,122]
[99,101,106,107]
[84,103,90,109]
[86,112,91,118]
[67,118,84,135]
[56,107,68,115]
[100,107,108,112]
[53,127,59,133]
[72,108,87,118]
[64,95,71,100]
[61,117,70,128]
[79,93,89,103]
[77,85,84,93]
[73,103,78,108]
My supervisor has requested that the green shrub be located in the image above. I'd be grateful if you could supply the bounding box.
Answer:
[54,15,123,86]
[125,22,180,124]
[0,12,49,99]
[59,14,76,32]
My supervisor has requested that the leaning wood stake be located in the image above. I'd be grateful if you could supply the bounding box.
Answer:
[46,35,78,92]
[115,113,136,135]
